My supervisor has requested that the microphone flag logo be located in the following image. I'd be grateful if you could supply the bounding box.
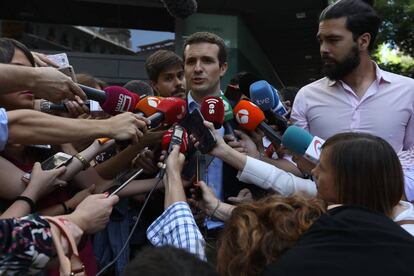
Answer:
[236,109,250,124]
[148,97,161,108]
[116,94,132,112]
[314,140,322,156]
[205,98,219,114]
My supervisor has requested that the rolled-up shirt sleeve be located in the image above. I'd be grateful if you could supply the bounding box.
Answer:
[237,156,317,197]
[147,201,206,261]
[0,108,8,151]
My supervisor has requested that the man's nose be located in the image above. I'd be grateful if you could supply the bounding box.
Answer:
[194,60,203,72]
[320,41,330,56]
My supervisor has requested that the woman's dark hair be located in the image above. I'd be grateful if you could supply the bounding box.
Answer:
[319,0,381,51]
[76,73,107,89]
[322,132,403,217]
[0,38,35,67]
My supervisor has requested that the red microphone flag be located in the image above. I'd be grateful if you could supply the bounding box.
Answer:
[200,96,225,129]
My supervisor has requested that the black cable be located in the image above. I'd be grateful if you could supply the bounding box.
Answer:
[96,177,163,276]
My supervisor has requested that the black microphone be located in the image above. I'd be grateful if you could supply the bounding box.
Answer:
[160,0,197,19]
[78,84,107,104]
[124,80,154,97]
[41,101,91,112]
[239,72,260,98]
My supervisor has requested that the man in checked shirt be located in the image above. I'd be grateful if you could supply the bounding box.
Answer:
[146,145,206,260]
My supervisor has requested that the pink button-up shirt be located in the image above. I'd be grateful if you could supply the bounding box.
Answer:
[291,63,414,152]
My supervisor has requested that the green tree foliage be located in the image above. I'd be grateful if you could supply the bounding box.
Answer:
[373,0,414,77]
[375,0,414,55]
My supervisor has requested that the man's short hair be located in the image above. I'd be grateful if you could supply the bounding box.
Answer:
[183,32,227,66]
[145,50,183,82]
[319,0,381,51]
[123,246,217,276]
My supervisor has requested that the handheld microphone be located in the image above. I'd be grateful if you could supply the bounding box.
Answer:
[200,96,224,129]
[160,0,197,19]
[41,101,91,112]
[282,126,325,163]
[233,100,282,145]
[159,125,188,178]
[100,86,141,116]
[78,84,107,104]
[249,80,288,132]
[123,80,154,97]
[147,97,187,128]
[134,96,162,117]
[220,95,238,139]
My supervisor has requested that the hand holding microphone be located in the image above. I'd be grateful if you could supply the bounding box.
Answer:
[233,100,282,146]
[158,125,188,179]
[281,126,325,164]
[282,126,325,176]
[98,94,185,145]
[189,120,227,158]
[147,97,187,128]
[105,112,150,144]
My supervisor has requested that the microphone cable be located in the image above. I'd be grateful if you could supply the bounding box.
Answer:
[96,176,163,276]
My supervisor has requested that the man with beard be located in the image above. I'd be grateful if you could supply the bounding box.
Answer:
[145,50,186,99]
[291,0,414,153]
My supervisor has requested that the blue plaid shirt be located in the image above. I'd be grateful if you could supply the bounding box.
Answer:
[146,201,206,260]
[0,108,8,151]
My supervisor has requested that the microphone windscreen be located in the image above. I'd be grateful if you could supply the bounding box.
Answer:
[239,72,260,98]
[160,0,197,19]
[161,127,188,153]
[220,95,234,122]
[124,80,154,97]
[233,100,265,131]
[135,96,162,116]
[249,80,276,111]
[101,86,140,115]
[156,97,187,125]
[282,126,314,156]
[200,96,225,129]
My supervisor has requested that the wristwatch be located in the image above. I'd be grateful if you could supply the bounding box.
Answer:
[40,100,52,113]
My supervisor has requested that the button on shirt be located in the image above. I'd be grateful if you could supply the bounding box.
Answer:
[291,63,414,152]
[187,92,224,230]
[0,108,8,151]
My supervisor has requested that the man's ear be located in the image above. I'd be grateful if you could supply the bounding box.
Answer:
[358,33,371,51]
[220,62,228,77]
[150,80,159,94]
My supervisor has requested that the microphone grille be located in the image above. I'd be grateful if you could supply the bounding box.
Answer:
[200,96,225,129]
[282,126,314,155]
[233,100,265,131]
[135,96,161,116]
